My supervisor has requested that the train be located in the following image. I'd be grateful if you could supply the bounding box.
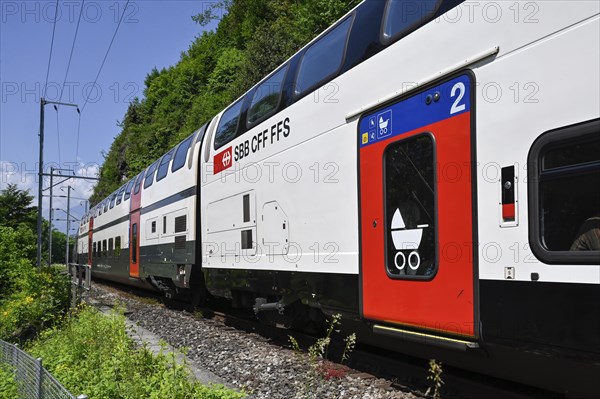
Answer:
[77,1,600,397]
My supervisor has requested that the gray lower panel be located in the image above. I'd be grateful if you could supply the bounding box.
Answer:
[205,268,359,315]
[140,240,196,279]
[76,240,196,284]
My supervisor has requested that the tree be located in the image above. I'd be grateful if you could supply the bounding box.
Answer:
[0,184,67,264]
[89,0,359,205]
[0,184,37,230]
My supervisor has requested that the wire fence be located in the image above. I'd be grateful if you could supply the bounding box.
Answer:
[0,339,87,399]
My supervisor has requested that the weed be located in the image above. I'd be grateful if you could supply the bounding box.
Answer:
[425,359,444,399]
[288,314,357,398]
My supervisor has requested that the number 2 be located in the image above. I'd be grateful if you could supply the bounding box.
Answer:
[450,82,466,114]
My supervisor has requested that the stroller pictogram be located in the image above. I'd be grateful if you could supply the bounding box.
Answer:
[390,208,429,271]
[379,116,389,135]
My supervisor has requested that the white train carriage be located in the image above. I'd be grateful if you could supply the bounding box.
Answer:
[76,127,205,293]
[78,1,599,396]
[197,1,599,395]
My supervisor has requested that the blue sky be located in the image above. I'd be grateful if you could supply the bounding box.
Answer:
[0,0,218,234]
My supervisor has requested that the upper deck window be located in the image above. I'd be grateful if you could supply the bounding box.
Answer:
[247,66,288,126]
[294,16,352,98]
[528,119,600,264]
[133,173,143,195]
[156,149,175,182]
[124,178,135,200]
[116,185,126,205]
[214,99,243,150]
[143,161,159,189]
[382,0,441,43]
[172,134,194,172]
[109,194,117,209]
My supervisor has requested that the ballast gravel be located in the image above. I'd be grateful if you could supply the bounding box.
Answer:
[87,284,422,399]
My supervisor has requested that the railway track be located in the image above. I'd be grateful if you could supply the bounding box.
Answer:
[89,279,563,399]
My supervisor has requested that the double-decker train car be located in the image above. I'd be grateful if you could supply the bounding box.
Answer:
[78,1,600,396]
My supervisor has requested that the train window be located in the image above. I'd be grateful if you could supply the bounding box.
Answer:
[528,119,600,264]
[102,240,107,258]
[103,200,108,213]
[124,179,135,201]
[382,0,441,44]
[172,134,194,173]
[93,242,96,257]
[151,221,156,234]
[143,160,159,189]
[214,99,244,150]
[115,236,121,257]
[163,216,167,234]
[109,193,117,209]
[294,16,352,98]
[131,224,138,264]
[116,186,125,205]
[134,173,143,195]
[156,149,174,182]
[247,65,288,126]
[108,238,113,257]
[384,134,437,279]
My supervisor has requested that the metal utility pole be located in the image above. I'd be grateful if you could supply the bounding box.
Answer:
[36,98,79,270]
[36,98,45,270]
[65,186,72,266]
[46,167,76,265]
[48,167,53,265]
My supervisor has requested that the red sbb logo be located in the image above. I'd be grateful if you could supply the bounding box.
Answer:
[213,147,233,174]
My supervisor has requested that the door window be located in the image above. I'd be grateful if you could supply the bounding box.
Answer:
[131,224,138,264]
[384,134,437,278]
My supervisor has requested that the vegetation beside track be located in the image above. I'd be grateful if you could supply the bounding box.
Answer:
[26,305,243,399]
[0,364,19,399]
[0,185,71,342]
[0,184,238,398]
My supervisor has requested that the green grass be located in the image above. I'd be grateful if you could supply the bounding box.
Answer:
[27,305,243,399]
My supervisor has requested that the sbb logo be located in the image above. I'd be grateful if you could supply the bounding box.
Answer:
[214,147,233,174]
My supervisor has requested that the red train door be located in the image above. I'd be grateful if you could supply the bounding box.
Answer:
[88,217,94,266]
[359,73,477,345]
[129,174,143,278]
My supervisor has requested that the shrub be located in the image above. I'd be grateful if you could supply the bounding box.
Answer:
[0,265,70,342]
[1,226,69,341]
[28,305,243,399]
[0,364,18,399]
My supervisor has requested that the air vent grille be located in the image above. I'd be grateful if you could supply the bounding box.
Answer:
[174,215,187,233]
[174,235,186,250]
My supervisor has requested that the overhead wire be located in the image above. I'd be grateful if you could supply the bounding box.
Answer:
[59,0,86,105]
[42,0,60,99]
[80,0,130,113]
[56,0,86,164]
[77,0,130,163]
